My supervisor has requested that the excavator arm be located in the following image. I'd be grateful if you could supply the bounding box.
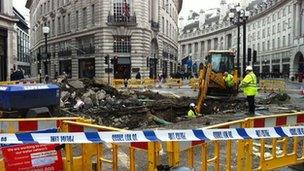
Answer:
[196,64,211,114]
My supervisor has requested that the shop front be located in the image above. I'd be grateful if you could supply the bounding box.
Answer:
[79,58,95,78]
[114,57,131,79]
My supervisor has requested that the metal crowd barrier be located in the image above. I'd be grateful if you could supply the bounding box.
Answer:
[1,112,304,170]
[189,78,199,91]
[166,78,183,88]
[259,80,286,92]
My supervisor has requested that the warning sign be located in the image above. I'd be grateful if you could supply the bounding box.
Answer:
[2,144,63,171]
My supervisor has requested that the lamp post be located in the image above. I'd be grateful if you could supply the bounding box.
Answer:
[229,4,250,77]
[42,26,50,82]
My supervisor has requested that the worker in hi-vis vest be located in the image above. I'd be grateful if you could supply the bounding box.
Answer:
[187,103,198,118]
[223,71,234,93]
[240,66,258,116]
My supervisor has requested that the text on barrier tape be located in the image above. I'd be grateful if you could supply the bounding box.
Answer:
[0,126,303,144]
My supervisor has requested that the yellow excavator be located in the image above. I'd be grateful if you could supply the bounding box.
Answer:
[196,50,239,113]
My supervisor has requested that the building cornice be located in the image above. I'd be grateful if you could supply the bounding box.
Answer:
[0,14,19,23]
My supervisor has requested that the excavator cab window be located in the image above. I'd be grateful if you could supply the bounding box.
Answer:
[206,53,234,73]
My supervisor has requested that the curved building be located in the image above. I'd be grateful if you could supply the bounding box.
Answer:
[0,0,18,81]
[179,0,301,78]
[26,0,182,80]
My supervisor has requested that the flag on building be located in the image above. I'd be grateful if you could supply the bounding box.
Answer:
[123,0,130,17]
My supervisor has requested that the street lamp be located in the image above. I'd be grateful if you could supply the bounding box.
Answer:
[229,4,250,77]
[42,26,50,83]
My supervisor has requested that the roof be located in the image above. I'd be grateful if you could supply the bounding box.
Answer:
[182,21,199,32]
[247,0,263,10]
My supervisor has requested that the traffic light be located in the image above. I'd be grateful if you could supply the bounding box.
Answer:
[111,56,118,64]
[253,50,257,63]
[247,48,252,63]
[104,54,109,64]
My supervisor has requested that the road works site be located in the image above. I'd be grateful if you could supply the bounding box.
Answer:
[0,78,304,170]
[53,78,304,171]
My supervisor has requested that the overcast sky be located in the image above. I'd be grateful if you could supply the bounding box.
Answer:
[13,0,29,23]
[13,0,232,24]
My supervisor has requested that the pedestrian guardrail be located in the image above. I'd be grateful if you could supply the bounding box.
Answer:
[1,113,304,170]
[143,78,155,88]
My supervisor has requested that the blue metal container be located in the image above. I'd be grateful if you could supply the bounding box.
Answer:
[0,84,60,110]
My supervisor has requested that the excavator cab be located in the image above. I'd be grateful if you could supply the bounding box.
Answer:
[196,50,239,114]
[206,51,235,73]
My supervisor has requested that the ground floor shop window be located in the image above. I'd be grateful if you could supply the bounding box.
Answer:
[59,60,72,78]
[0,31,7,81]
[114,57,131,79]
[79,58,95,78]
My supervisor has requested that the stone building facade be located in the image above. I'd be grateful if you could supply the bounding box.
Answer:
[179,0,303,79]
[26,0,182,80]
[0,0,18,81]
[14,8,31,77]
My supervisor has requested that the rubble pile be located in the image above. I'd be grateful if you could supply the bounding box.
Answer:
[57,79,257,129]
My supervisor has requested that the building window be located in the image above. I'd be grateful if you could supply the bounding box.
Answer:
[182,45,186,55]
[113,36,131,53]
[188,44,192,54]
[257,43,260,52]
[278,37,281,48]
[77,35,95,55]
[288,34,291,45]
[272,14,275,21]
[162,17,165,33]
[201,41,205,54]
[262,42,265,51]
[272,39,275,49]
[83,7,87,28]
[91,4,95,25]
[267,27,270,37]
[262,29,265,38]
[166,20,168,36]
[288,18,291,28]
[47,0,50,12]
[194,43,198,54]
[67,14,71,32]
[113,0,131,17]
[273,25,276,34]
[51,0,54,10]
[76,11,79,29]
[62,15,66,33]
[283,8,286,16]
[267,41,270,50]
[283,36,286,47]
[52,19,55,35]
[277,23,280,33]
[57,17,61,34]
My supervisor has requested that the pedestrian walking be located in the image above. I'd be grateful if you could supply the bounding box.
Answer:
[240,66,258,116]
[135,72,141,79]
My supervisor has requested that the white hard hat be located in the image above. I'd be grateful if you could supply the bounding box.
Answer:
[190,103,195,107]
[245,66,253,71]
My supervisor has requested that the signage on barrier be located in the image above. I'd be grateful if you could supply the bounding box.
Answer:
[2,144,63,171]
